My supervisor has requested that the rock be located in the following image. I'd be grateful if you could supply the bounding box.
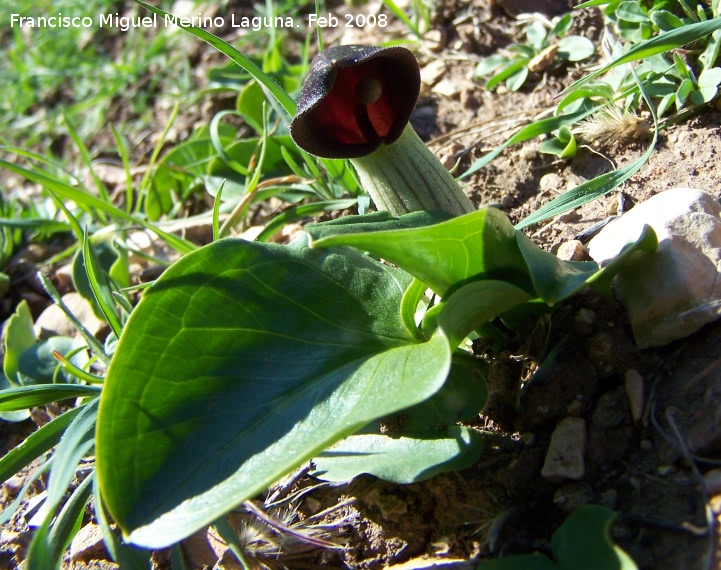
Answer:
[34,292,107,340]
[420,60,447,88]
[433,79,461,98]
[541,417,586,481]
[69,523,107,562]
[624,369,644,422]
[556,240,585,261]
[588,187,721,348]
[539,173,564,193]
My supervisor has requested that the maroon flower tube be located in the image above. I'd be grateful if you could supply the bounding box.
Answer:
[290,45,421,158]
[291,45,474,216]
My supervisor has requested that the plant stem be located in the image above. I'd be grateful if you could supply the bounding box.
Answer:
[350,124,475,217]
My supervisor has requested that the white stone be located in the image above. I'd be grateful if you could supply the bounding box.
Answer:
[420,60,447,87]
[34,292,107,340]
[541,417,586,481]
[588,187,721,348]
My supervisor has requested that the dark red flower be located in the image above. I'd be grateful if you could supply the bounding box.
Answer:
[290,45,421,159]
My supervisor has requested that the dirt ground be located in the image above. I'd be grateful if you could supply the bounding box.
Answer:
[3,0,721,568]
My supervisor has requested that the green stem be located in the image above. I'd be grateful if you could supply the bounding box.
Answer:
[350,124,475,217]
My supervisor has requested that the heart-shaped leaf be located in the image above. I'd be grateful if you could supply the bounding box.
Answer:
[97,236,453,548]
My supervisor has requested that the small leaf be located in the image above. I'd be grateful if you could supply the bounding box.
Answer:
[486,60,529,91]
[475,54,511,77]
[434,280,532,346]
[311,426,481,484]
[675,78,695,108]
[17,337,88,386]
[557,36,596,61]
[506,67,530,92]
[552,505,638,570]
[477,505,637,569]
[539,126,577,158]
[4,300,36,386]
[694,66,721,102]
[526,20,549,50]
[615,1,650,23]
[651,10,685,31]
[549,13,573,38]
[0,373,29,422]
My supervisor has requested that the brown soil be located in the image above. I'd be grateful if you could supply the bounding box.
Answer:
[3,0,721,569]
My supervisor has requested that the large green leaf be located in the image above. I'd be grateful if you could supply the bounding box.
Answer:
[310,209,656,308]
[96,237,453,549]
[312,352,488,484]
[309,208,532,296]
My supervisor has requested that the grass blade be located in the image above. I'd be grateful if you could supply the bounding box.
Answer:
[45,398,98,510]
[0,406,84,482]
[0,460,52,526]
[63,112,111,210]
[47,472,93,563]
[381,0,422,37]
[0,385,101,411]
[82,228,123,339]
[93,474,152,569]
[38,272,110,367]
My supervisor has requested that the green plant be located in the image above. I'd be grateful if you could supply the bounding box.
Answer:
[539,125,578,158]
[0,3,663,566]
[0,265,140,567]
[92,35,658,549]
[474,13,596,92]
[0,111,198,569]
[95,206,656,549]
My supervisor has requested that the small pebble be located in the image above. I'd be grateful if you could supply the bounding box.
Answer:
[541,417,587,481]
[556,240,585,261]
[624,369,644,422]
